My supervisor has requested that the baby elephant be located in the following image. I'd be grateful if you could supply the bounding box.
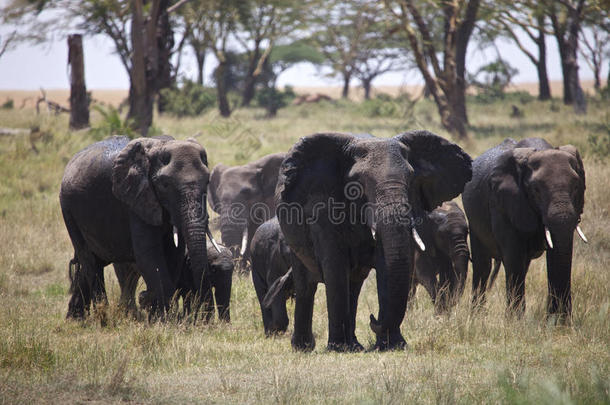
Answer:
[411,202,470,313]
[250,217,294,336]
[121,241,234,322]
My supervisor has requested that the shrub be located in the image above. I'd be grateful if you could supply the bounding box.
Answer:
[256,86,295,117]
[361,95,400,118]
[1,98,14,110]
[159,80,216,117]
[89,105,136,140]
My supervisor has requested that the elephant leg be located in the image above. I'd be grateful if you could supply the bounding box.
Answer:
[311,229,356,352]
[252,267,274,335]
[347,276,366,351]
[435,256,454,314]
[68,250,107,322]
[114,263,140,316]
[270,296,289,334]
[291,258,317,352]
[213,272,232,323]
[470,233,492,311]
[503,248,530,318]
[415,254,438,307]
[199,276,214,323]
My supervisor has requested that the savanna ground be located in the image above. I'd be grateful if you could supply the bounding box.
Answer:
[0,90,609,404]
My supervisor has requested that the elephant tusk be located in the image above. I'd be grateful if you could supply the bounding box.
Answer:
[173,226,179,247]
[239,227,248,256]
[576,225,588,243]
[206,228,222,253]
[412,227,426,251]
[545,227,553,249]
[371,227,376,240]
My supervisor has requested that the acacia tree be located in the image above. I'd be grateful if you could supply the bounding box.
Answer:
[579,9,609,91]
[547,0,587,113]
[234,0,307,106]
[385,0,480,139]
[311,1,397,99]
[482,1,552,100]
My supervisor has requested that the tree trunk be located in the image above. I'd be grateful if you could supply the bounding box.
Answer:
[215,60,231,117]
[536,21,552,101]
[341,72,351,99]
[362,78,372,100]
[195,47,206,86]
[68,34,89,130]
[155,2,174,114]
[242,48,260,107]
[454,0,479,126]
[127,0,152,136]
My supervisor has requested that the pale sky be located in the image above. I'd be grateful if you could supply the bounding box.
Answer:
[0,14,602,90]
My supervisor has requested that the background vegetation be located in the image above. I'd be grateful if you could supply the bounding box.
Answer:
[0,93,608,403]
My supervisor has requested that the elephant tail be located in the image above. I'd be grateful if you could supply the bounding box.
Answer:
[68,257,81,294]
[262,268,293,309]
[487,259,502,291]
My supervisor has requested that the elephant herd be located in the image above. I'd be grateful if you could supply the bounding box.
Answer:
[60,130,587,352]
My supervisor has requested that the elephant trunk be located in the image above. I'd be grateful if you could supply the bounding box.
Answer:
[545,223,575,321]
[180,190,209,297]
[449,234,470,303]
[370,199,413,349]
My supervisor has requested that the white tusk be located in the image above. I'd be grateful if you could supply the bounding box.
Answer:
[371,228,376,240]
[545,227,553,249]
[576,225,588,243]
[206,228,222,253]
[412,228,426,251]
[173,226,179,247]
[239,227,248,256]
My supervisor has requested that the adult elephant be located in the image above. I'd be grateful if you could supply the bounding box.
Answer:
[208,152,286,264]
[462,138,586,321]
[61,135,218,319]
[276,131,472,351]
[250,217,294,336]
[134,242,234,322]
[410,201,470,313]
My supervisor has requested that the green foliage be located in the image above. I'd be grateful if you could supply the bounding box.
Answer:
[360,94,404,118]
[256,86,295,117]
[159,80,216,117]
[470,59,519,103]
[1,98,14,109]
[587,116,610,160]
[89,105,136,140]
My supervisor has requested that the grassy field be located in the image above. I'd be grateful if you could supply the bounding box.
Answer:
[0,94,609,404]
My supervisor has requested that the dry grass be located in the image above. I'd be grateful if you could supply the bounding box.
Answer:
[0,94,608,403]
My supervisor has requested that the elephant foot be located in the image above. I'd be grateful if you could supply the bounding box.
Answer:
[291,333,315,352]
[327,338,364,353]
[66,295,87,320]
[374,331,407,351]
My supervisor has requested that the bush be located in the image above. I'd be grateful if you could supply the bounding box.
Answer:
[1,98,14,110]
[256,86,295,117]
[89,105,136,140]
[361,95,400,118]
[159,80,216,117]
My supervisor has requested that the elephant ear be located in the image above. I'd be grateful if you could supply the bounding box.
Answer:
[395,130,472,210]
[112,138,163,226]
[489,147,538,233]
[277,133,355,203]
[258,153,286,201]
[207,164,225,213]
[559,144,586,214]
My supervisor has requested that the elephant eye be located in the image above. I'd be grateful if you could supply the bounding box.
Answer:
[159,151,171,165]
[200,151,207,164]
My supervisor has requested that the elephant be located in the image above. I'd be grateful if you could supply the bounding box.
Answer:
[462,137,586,321]
[276,131,472,351]
[250,217,294,336]
[60,135,219,319]
[207,152,286,265]
[410,201,470,313]
[131,242,234,322]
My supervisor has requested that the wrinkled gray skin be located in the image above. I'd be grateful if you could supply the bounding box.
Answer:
[276,131,472,351]
[120,242,234,322]
[410,201,470,313]
[208,153,286,265]
[250,217,293,336]
[60,135,211,319]
[462,138,585,321]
